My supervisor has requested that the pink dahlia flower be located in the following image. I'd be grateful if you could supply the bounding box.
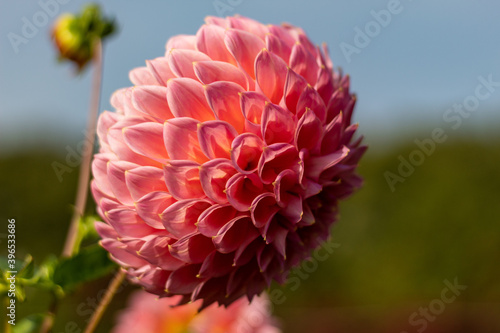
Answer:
[92,15,366,308]
[112,291,280,333]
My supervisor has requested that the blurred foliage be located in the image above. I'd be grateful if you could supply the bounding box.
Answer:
[52,3,116,71]
[0,135,499,332]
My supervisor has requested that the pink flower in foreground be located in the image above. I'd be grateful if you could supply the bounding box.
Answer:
[92,15,366,309]
[113,292,280,333]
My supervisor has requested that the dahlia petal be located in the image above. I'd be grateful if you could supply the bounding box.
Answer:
[226,265,256,298]
[298,32,318,56]
[111,88,149,119]
[160,199,212,238]
[205,16,227,27]
[196,24,236,64]
[138,236,185,271]
[199,159,237,204]
[262,221,288,259]
[135,267,171,295]
[146,57,176,86]
[92,153,116,197]
[257,246,275,272]
[213,216,259,254]
[100,196,127,218]
[170,233,214,264]
[107,161,139,205]
[129,67,159,86]
[258,143,299,184]
[296,84,327,122]
[190,277,228,309]
[228,16,268,39]
[163,117,208,163]
[166,78,215,121]
[167,49,211,80]
[290,42,319,85]
[268,24,297,51]
[94,221,117,239]
[123,122,169,163]
[301,178,323,198]
[342,96,357,129]
[233,238,264,267]
[194,61,247,89]
[100,238,147,268]
[321,42,334,72]
[250,193,280,229]
[91,183,110,219]
[299,202,316,226]
[316,65,335,104]
[125,166,166,201]
[131,86,174,121]
[198,251,234,278]
[166,34,197,51]
[274,170,303,224]
[321,112,343,155]
[326,87,350,124]
[295,108,323,151]
[261,102,295,144]
[255,49,288,104]
[283,67,308,114]
[166,264,202,294]
[341,123,359,147]
[224,29,265,79]
[135,191,176,229]
[226,173,264,212]
[274,169,300,207]
[278,195,303,225]
[230,133,264,174]
[197,121,238,160]
[306,146,350,181]
[240,91,268,126]
[197,204,239,237]
[164,160,205,200]
[105,208,157,238]
[204,82,246,133]
[96,111,120,148]
[108,118,160,166]
[265,33,292,64]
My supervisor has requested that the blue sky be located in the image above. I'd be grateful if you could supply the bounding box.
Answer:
[1,0,499,150]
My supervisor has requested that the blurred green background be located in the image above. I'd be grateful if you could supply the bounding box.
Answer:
[1,132,499,332]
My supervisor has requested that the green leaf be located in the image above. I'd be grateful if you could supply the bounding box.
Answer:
[13,314,45,333]
[17,255,35,280]
[72,215,100,255]
[52,244,117,291]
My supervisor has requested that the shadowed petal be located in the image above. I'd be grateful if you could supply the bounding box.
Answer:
[199,159,237,203]
[160,199,211,238]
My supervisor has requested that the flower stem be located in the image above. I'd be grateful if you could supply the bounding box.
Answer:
[40,40,104,333]
[39,296,57,333]
[62,40,103,258]
[83,270,126,333]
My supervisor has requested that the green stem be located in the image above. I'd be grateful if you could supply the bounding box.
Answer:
[40,40,104,333]
[62,39,103,258]
[83,270,126,333]
[39,295,57,333]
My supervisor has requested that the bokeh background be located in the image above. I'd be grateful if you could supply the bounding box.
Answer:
[1,0,499,332]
